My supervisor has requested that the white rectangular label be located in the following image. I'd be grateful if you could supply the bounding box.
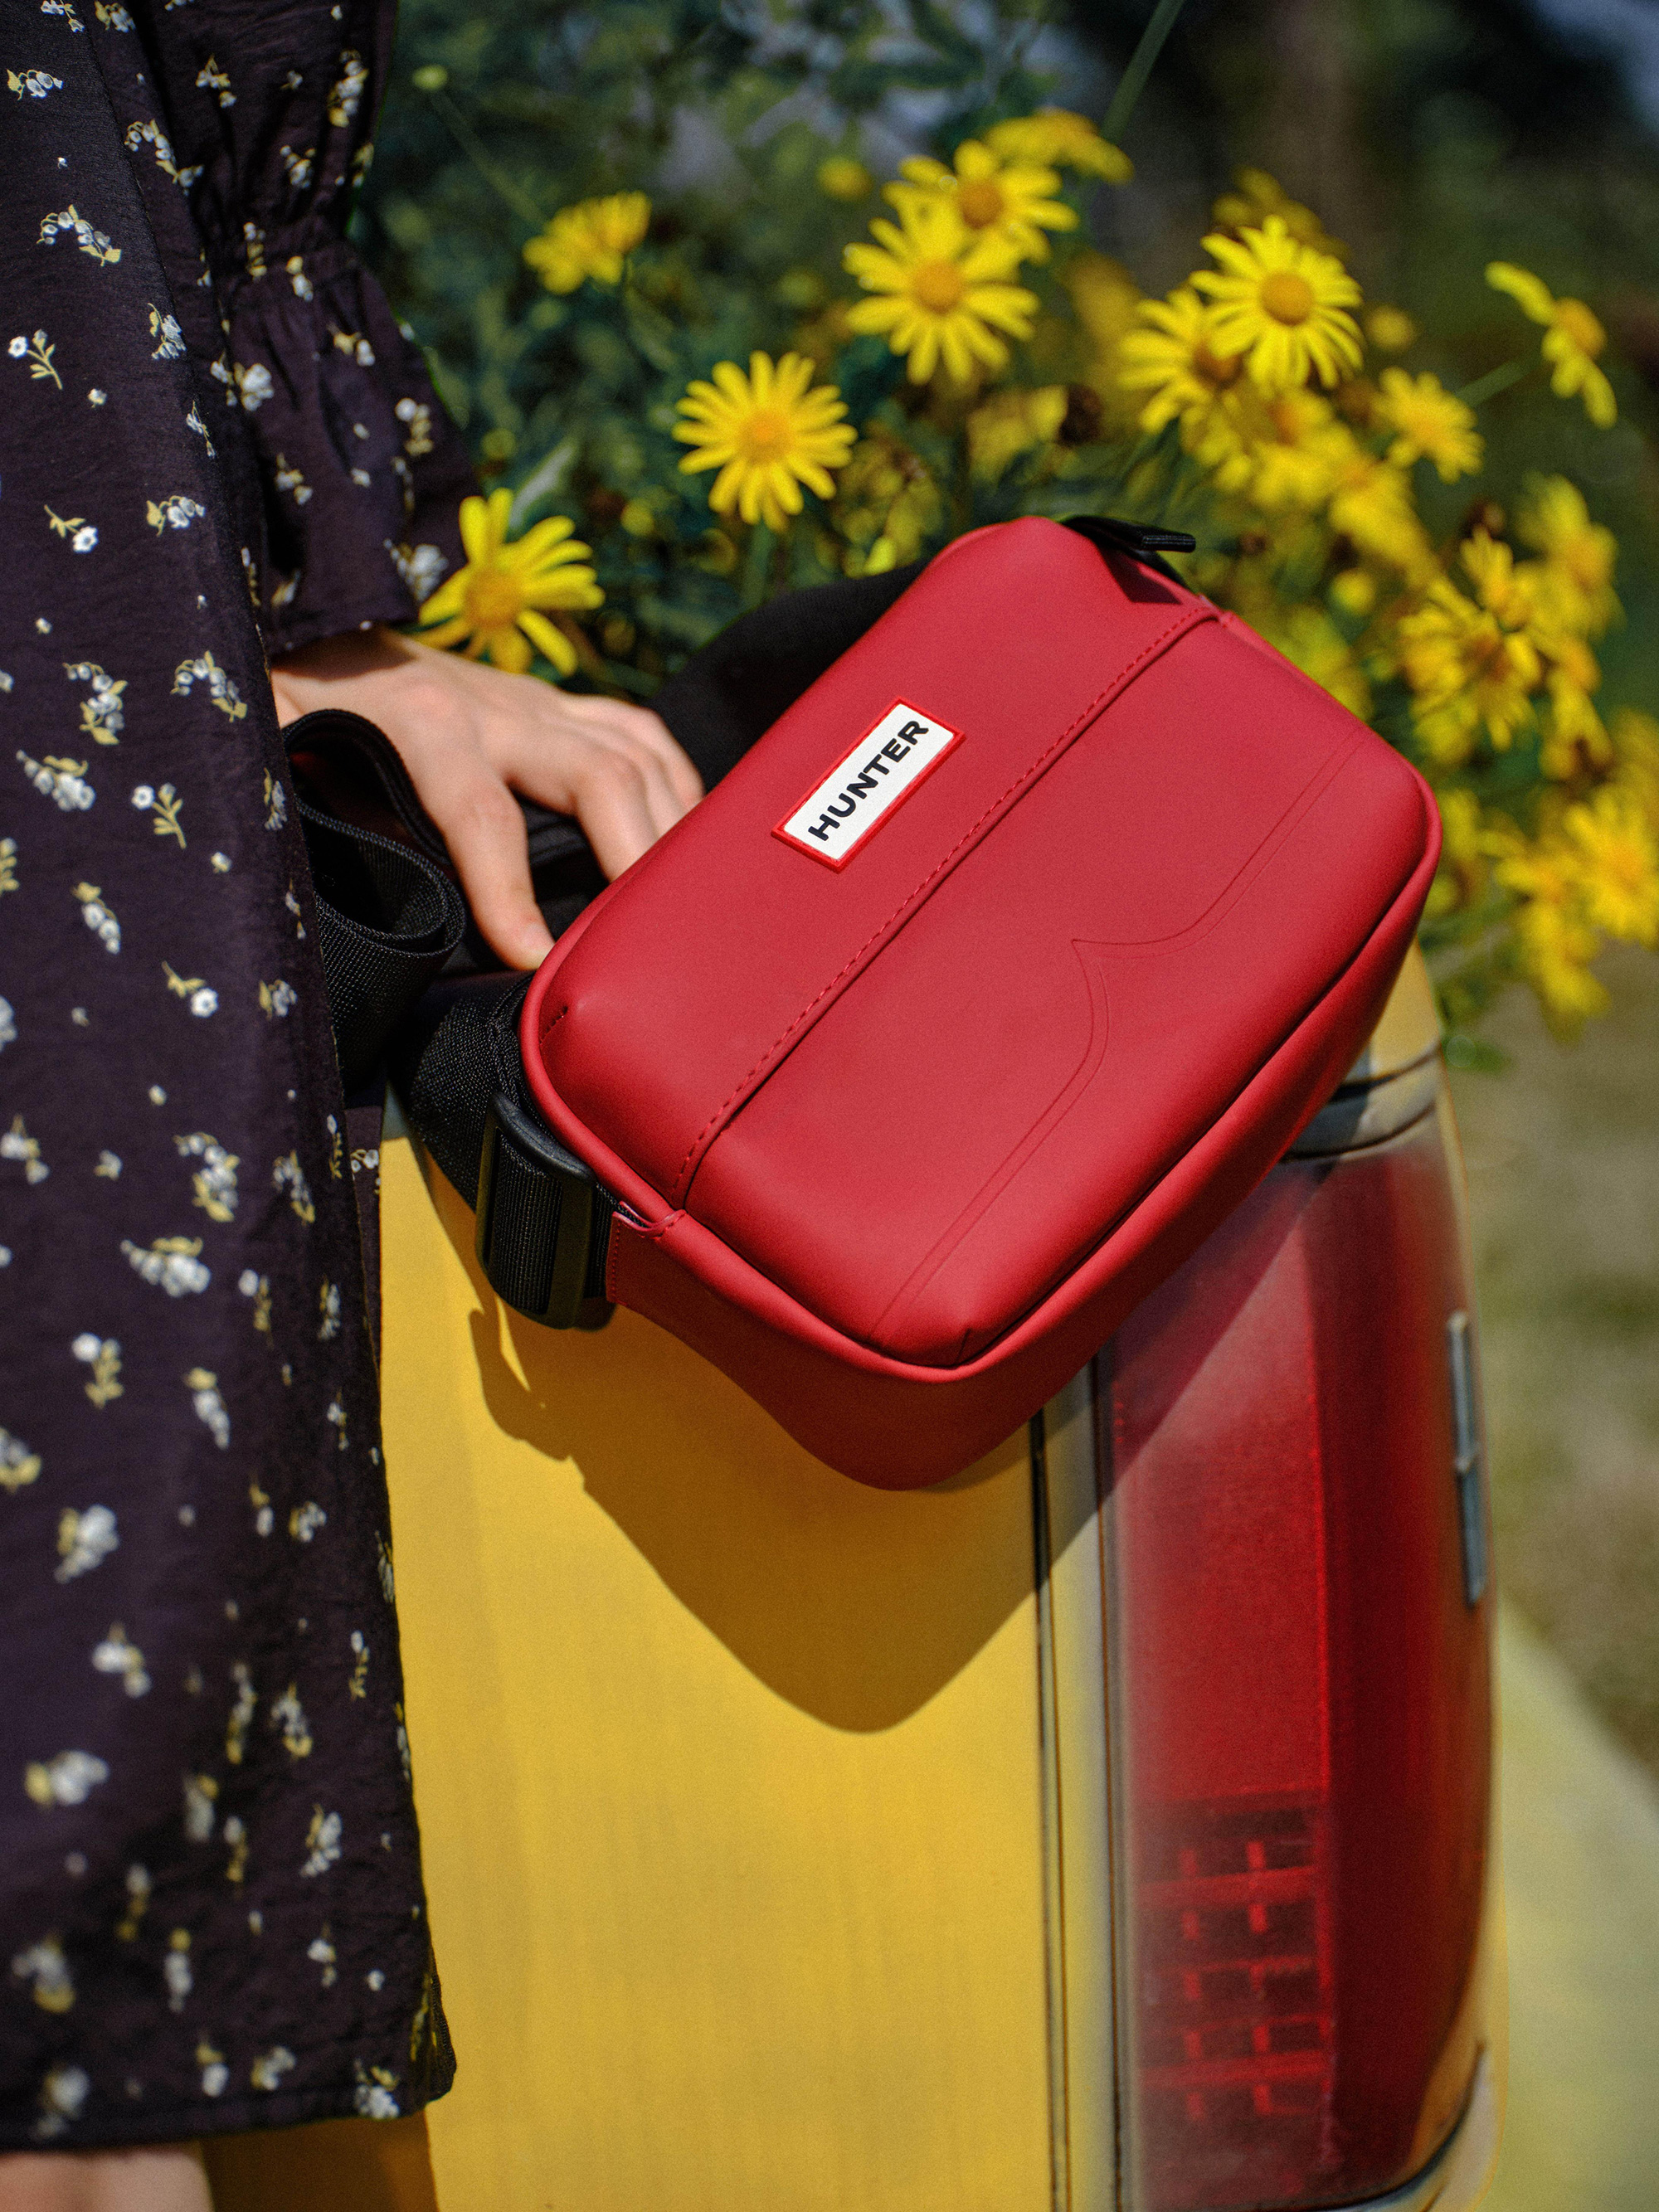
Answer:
[774,700,963,868]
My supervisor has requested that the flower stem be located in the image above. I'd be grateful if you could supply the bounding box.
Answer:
[428,89,545,229]
[742,522,775,609]
[1457,358,1530,409]
[1102,0,1191,144]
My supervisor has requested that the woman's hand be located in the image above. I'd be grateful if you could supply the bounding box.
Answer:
[269,627,703,970]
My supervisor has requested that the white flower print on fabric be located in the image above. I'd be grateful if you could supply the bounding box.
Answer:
[73,882,120,953]
[285,886,305,936]
[211,851,230,873]
[123,119,201,190]
[348,1631,368,1699]
[328,48,367,124]
[353,2063,401,2119]
[176,1131,237,1221]
[273,454,311,506]
[132,780,186,846]
[241,221,267,280]
[24,1751,109,1808]
[283,253,313,299]
[147,493,205,533]
[8,329,61,387]
[88,387,105,404]
[184,398,214,454]
[172,651,246,720]
[289,1501,326,1543]
[272,1151,314,1223]
[300,1808,341,1878]
[0,842,15,896]
[261,770,289,829]
[45,505,97,552]
[386,540,445,599]
[95,2,134,27]
[271,1684,312,1758]
[325,1398,347,1451]
[238,1269,272,1337]
[65,660,126,744]
[259,979,295,1018]
[394,396,434,456]
[377,1534,396,1605]
[182,1774,217,1843]
[95,1150,121,1178]
[7,70,66,99]
[251,2048,295,2093]
[116,1864,151,1943]
[32,2064,89,2143]
[164,1930,192,2011]
[185,1369,229,1449]
[40,0,85,30]
[39,207,119,267]
[146,304,184,360]
[233,362,273,412]
[308,1929,337,1987]
[0,996,16,1049]
[12,1935,75,2013]
[280,143,314,190]
[2,1115,48,1183]
[318,1279,341,1340]
[17,750,94,809]
[56,1506,117,1581]
[163,962,218,1017]
[195,54,233,107]
[71,1333,123,1406]
[248,1479,274,1537]
[223,1816,248,1885]
[92,1624,150,1697]
[225,1667,256,1765]
[121,1235,210,1296]
[1,1429,43,1493]
[197,2040,229,2098]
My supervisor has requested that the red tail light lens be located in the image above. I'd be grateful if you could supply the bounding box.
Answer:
[1103,1091,1491,2210]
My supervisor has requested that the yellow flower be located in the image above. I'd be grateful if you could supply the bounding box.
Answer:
[673,351,855,532]
[523,192,649,294]
[888,138,1076,263]
[415,491,601,675]
[1324,435,1430,574]
[1374,368,1483,482]
[1117,286,1253,461]
[1246,390,1341,509]
[1562,787,1659,946]
[1261,606,1372,719]
[833,429,941,575]
[1193,216,1363,392]
[1398,571,1541,762]
[1365,304,1418,353]
[985,109,1131,182]
[1516,475,1618,636]
[1210,169,1340,256]
[1514,893,1608,1027]
[817,156,872,202]
[1486,262,1616,428]
[844,197,1036,386]
[966,385,1068,479]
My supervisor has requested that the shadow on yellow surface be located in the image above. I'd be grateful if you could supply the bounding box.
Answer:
[204,2113,436,2212]
[426,1147,1091,1730]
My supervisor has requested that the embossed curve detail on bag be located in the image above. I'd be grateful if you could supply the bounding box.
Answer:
[774,699,963,868]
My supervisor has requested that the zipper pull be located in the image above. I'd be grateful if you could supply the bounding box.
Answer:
[1063,513,1197,557]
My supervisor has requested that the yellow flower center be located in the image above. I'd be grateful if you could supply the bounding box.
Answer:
[1554,299,1603,357]
[737,406,795,463]
[912,259,967,314]
[956,178,1005,229]
[1195,343,1243,390]
[1259,270,1316,326]
[465,569,525,630]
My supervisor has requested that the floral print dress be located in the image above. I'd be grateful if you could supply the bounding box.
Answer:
[0,0,477,2149]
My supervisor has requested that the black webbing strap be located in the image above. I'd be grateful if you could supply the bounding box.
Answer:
[285,518,1186,1330]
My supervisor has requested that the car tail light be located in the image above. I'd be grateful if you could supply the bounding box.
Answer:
[1102,1085,1491,2210]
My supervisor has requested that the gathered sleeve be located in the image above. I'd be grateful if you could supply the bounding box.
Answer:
[130,0,476,654]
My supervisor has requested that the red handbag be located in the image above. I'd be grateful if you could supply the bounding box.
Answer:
[503,517,1439,1486]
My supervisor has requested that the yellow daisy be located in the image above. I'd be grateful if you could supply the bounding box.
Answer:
[523,192,650,294]
[833,430,942,576]
[673,351,855,532]
[1324,434,1431,574]
[1365,304,1418,353]
[843,197,1037,386]
[888,138,1076,263]
[985,109,1131,182]
[1486,262,1616,428]
[1117,286,1251,455]
[1517,475,1619,636]
[416,490,601,676]
[817,156,873,202]
[1513,891,1608,1027]
[1210,169,1340,256]
[1192,216,1363,392]
[1397,571,1541,762]
[1246,390,1342,509]
[966,385,1068,479]
[1374,368,1483,482]
[1562,786,1659,946]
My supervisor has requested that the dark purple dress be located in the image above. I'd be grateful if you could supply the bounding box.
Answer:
[0,0,478,2148]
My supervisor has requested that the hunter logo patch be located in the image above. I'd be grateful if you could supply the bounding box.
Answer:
[775,702,963,868]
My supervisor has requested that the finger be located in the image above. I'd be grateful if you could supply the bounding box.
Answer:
[426,765,554,970]
[508,731,685,871]
[556,696,704,813]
